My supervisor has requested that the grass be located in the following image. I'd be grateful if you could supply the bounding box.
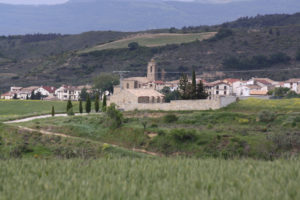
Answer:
[0,100,79,122]
[0,123,147,159]
[81,32,216,53]
[0,158,300,200]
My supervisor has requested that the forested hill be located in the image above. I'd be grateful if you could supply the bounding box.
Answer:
[1,13,300,92]
[221,13,300,29]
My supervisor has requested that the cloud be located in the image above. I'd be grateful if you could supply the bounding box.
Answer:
[0,0,69,5]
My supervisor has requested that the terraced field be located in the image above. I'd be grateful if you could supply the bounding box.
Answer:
[81,32,216,53]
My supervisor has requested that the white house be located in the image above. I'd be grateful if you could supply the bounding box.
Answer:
[35,86,56,97]
[205,81,233,96]
[284,79,300,94]
[55,85,81,101]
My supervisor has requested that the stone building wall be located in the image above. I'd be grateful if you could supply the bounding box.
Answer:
[109,96,237,111]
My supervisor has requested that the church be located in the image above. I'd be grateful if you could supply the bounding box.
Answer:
[110,59,166,107]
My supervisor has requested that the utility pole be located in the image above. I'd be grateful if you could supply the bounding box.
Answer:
[113,71,130,90]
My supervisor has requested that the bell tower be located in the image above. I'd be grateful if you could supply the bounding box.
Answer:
[147,59,157,82]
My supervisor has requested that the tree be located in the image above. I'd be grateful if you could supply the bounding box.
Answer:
[30,90,35,100]
[66,99,73,113]
[191,70,197,99]
[79,100,83,114]
[106,103,123,129]
[85,94,91,114]
[179,73,192,100]
[51,106,55,117]
[93,73,120,94]
[128,42,139,50]
[102,95,107,112]
[196,80,208,99]
[95,93,100,112]
[160,86,180,102]
[80,88,88,101]
[13,93,18,100]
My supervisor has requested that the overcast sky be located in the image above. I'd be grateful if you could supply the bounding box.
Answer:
[0,0,69,5]
[0,0,251,5]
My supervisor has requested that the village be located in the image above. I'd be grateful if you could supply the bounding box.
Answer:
[1,59,300,110]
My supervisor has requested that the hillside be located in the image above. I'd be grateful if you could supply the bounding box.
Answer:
[81,32,216,53]
[1,0,300,35]
[1,13,300,92]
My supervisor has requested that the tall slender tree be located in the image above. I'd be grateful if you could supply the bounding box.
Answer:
[196,80,208,99]
[102,95,107,112]
[66,99,73,112]
[192,70,197,99]
[95,93,100,112]
[85,94,91,114]
[79,100,83,114]
[51,106,55,117]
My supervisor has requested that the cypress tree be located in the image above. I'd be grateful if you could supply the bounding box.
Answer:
[85,94,91,114]
[66,99,73,112]
[79,100,83,114]
[95,93,100,112]
[51,106,55,117]
[192,70,197,99]
[102,95,107,112]
[196,80,208,99]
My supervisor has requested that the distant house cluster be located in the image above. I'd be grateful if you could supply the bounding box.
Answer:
[0,85,92,101]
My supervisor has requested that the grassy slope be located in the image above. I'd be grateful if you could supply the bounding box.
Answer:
[81,32,216,52]
[14,98,300,159]
[0,158,299,200]
[0,100,79,122]
[0,123,146,159]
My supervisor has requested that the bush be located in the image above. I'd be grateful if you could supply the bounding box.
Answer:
[163,114,178,123]
[106,103,123,129]
[171,129,197,143]
[257,110,276,122]
[237,118,249,124]
[67,108,75,116]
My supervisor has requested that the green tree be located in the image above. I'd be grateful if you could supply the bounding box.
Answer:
[128,42,139,50]
[85,94,91,114]
[66,99,73,113]
[80,88,88,101]
[160,86,180,102]
[102,95,107,112]
[79,100,83,114]
[51,106,55,117]
[196,80,208,99]
[93,73,120,94]
[95,93,100,112]
[106,103,123,129]
[191,70,197,99]
[179,73,192,100]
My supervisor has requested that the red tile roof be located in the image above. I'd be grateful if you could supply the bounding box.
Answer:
[42,86,56,93]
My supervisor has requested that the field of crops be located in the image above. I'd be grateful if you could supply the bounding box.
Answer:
[0,100,78,122]
[0,158,299,200]
[81,32,216,52]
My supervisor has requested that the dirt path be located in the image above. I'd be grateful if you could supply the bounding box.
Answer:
[16,125,161,157]
[4,113,88,124]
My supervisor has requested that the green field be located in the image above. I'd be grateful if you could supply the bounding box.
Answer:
[81,32,216,53]
[10,98,300,159]
[0,100,79,122]
[0,158,299,200]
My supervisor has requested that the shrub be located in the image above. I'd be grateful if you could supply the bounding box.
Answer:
[163,114,178,123]
[257,110,276,122]
[67,108,75,116]
[106,103,123,129]
[171,129,197,143]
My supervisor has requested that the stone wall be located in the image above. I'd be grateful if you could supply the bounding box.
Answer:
[109,96,237,111]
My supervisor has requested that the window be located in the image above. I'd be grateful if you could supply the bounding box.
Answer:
[216,86,219,90]
[150,66,153,73]
[134,81,138,88]
[216,91,219,95]
[224,91,227,95]
[224,86,227,90]
[127,83,129,89]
